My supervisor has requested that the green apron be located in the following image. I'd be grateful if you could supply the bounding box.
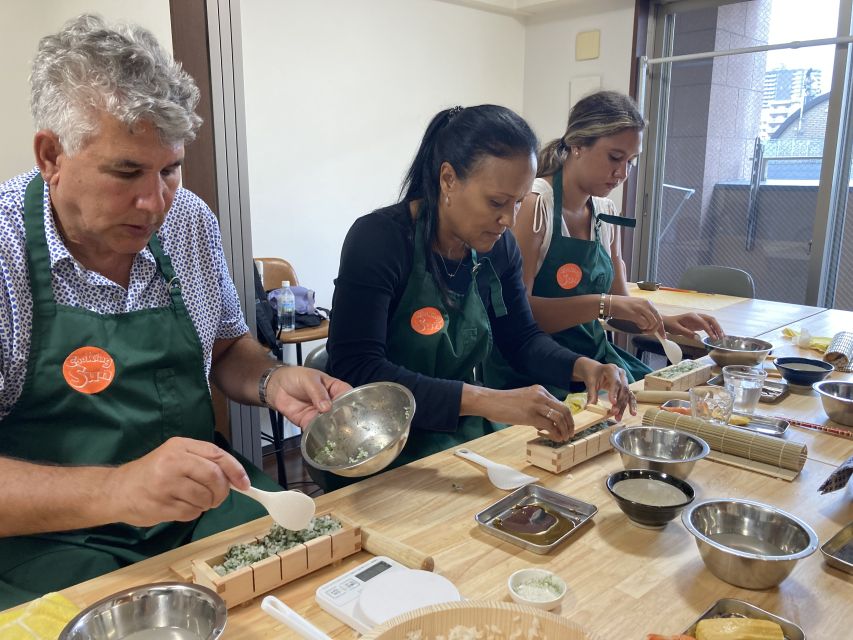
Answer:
[483,167,649,396]
[310,210,508,492]
[0,174,275,609]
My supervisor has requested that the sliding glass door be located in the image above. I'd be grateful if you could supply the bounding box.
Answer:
[635,0,853,309]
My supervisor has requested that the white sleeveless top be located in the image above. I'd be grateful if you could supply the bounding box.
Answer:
[529,177,620,273]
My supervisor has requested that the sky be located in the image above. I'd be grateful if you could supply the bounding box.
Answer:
[765,0,840,84]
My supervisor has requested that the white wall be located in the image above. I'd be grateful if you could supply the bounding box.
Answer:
[0,0,637,314]
[0,1,172,180]
[522,0,636,210]
[241,0,526,310]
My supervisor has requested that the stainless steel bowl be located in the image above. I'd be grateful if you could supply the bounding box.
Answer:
[813,380,853,427]
[610,426,710,480]
[702,335,773,367]
[60,582,225,640]
[302,381,415,477]
[682,499,818,589]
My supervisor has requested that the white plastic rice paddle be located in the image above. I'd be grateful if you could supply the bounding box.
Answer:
[657,332,684,365]
[232,485,315,531]
[262,595,331,640]
[603,319,683,364]
[454,449,537,490]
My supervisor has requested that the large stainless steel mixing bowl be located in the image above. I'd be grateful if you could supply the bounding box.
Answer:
[302,381,415,477]
[702,335,773,367]
[60,582,226,640]
[813,380,853,427]
[610,426,710,480]
[682,499,818,589]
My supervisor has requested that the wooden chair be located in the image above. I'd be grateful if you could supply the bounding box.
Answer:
[678,265,755,299]
[254,257,330,487]
[254,257,330,366]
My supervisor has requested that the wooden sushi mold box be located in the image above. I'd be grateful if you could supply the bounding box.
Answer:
[191,512,361,608]
[526,407,621,474]
[643,360,712,392]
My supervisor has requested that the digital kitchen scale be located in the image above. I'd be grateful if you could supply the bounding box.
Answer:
[315,556,461,634]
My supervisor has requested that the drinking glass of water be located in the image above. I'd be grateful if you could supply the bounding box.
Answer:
[722,365,767,415]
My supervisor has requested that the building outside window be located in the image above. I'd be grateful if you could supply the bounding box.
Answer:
[636,0,852,310]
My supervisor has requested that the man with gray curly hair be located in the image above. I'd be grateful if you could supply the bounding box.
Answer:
[0,14,349,606]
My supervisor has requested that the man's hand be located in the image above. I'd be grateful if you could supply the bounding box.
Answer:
[267,366,352,428]
[105,437,250,527]
[210,335,352,427]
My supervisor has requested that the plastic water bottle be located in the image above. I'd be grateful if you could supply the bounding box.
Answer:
[278,280,295,333]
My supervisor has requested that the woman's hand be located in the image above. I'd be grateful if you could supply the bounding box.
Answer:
[571,358,636,421]
[663,313,723,341]
[608,295,665,336]
[462,385,575,442]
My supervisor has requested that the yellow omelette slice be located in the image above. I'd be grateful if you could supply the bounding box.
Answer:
[563,392,587,415]
[0,592,79,639]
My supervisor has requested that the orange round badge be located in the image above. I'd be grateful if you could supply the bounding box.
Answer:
[410,307,445,336]
[556,263,583,290]
[62,346,115,394]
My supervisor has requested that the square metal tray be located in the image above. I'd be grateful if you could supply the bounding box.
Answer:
[682,598,805,640]
[707,373,790,404]
[660,399,788,437]
[474,484,596,555]
[821,521,853,575]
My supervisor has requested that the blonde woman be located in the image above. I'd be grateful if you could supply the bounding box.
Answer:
[485,91,721,393]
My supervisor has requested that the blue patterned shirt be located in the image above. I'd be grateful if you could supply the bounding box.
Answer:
[0,169,249,418]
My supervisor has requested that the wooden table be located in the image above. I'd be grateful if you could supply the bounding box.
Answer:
[623,286,853,464]
[627,283,825,340]
[51,391,853,639]
[758,308,853,357]
[747,307,853,466]
[12,297,850,637]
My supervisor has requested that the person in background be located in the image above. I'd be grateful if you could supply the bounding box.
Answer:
[485,91,722,393]
[0,15,349,607]
[326,104,635,486]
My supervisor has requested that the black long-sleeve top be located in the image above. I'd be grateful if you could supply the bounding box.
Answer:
[327,202,581,433]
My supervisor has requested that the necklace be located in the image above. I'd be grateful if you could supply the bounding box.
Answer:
[437,251,467,278]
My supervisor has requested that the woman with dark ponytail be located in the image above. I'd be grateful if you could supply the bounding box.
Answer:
[483,91,722,394]
[326,105,634,479]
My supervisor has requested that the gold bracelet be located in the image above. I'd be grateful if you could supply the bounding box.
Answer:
[598,292,606,320]
[258,364,286,408]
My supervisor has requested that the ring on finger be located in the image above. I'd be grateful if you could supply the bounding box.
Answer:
[546,408,556,422]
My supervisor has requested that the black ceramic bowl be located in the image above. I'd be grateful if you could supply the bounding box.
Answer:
[606,469,695,529]
[774,357,833,386]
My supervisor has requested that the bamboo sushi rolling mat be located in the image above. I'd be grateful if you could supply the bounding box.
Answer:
[642,408,808,481]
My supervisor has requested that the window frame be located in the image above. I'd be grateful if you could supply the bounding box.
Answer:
[633,0,853,307]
